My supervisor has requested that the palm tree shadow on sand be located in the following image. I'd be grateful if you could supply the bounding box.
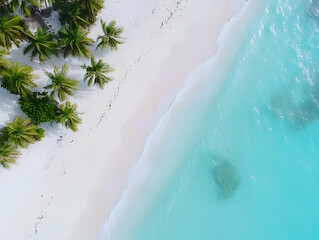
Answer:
[0,88,25,125]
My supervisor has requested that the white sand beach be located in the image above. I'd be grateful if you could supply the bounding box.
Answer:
[0,0,245,239]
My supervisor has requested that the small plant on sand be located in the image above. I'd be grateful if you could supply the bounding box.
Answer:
[81,56,113,89]
[97,20,123,51]
[56,101,82,132]
[45,64,79,101]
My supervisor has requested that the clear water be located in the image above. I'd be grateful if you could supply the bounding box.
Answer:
[108,0,319,239]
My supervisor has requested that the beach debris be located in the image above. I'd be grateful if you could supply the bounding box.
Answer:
[212,157,240,199]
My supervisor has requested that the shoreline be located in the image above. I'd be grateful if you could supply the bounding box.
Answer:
[0,0,249,239]
[104,0,264,239]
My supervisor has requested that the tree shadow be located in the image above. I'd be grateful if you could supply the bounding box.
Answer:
[39,121,66,139]
[0,88,25,126]
[72,77,95,99]
[8,43,35,67]
[88,43,113,60]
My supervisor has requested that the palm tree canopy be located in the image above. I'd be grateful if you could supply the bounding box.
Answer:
[81,56,113,89]
[0,47,10,70]
[56,101,82,132]
[24,26,59,62]
[0,62,37,97]
[1,116,39,148]
[10,0,39,16]
[58,25,94,58]
[45,64,79,101]
[56,1,90,28]
[80,0,104,16]
[97,20,123,51]
[0,15,26,49]
[0,142,20,168]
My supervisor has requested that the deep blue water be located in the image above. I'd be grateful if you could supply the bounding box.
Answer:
[108,0,319,239]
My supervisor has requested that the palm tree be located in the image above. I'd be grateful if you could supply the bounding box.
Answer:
[0,47,10,70]
[56,101,81,132]
[58,25,94,58]
[24,26,59,62]
[0,15,26,49]
[0,142,20,168]
[81,56,113,89]
[45,64,79,101]
[80,0,104,16]
[97,20,123,51]
[57,1,90,28]
[1,117,40,148]
[0,62,37,97]
[10,0,39,17]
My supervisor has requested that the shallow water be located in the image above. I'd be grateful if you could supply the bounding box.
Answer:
[107,0,319,239]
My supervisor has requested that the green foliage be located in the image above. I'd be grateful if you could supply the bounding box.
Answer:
[80,0,104,16]
[19,91,59,124]
[0,0,118,168]
[10,0,39,17]
[0,15,27,49]
[0,62,37,97]
[56,101,81,132]
[0,141,20,168]
[0,47,10,70]
[1,116,41,148]
[45,64,79,101]
[0,2,11,18]
[97,20,123,51]
[58,25,94,58]
[80,0,104,23]
[0,116,45,168]
[35,127,45,141]
[54,1,90,28]
[24,26,59,62]
[53,0,104,27]
[82,56,113,89]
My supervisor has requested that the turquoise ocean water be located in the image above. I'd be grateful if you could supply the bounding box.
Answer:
[106,0,319,239]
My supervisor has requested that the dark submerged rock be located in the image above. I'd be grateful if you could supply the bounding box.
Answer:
[213,159,240,199]
[270,83,319,129]
[309,0,319,18]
